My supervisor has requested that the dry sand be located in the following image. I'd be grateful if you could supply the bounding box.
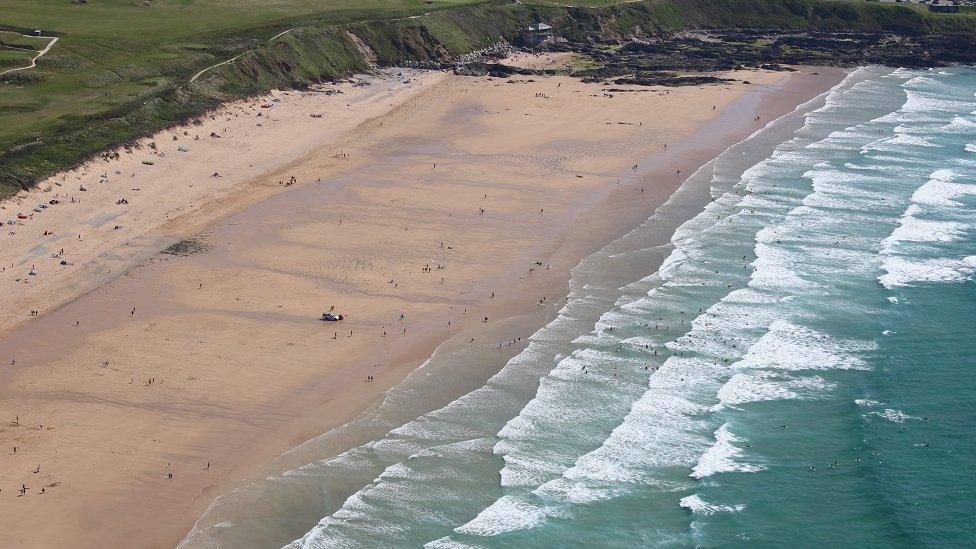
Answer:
[0,71,444,335]
[0,58,845,548]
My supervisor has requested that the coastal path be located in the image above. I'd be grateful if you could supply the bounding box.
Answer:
[190,28,296,83]
[0,35,59,77]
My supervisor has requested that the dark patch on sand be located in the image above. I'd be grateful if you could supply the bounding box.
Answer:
[161,238,209,257]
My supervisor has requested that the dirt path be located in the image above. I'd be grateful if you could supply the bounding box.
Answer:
[189,28,295,83]
[190,10,431,84]
[0,35,59,77]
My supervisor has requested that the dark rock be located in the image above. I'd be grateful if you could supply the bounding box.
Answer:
[560,29,976,85]
[613,74,734,87]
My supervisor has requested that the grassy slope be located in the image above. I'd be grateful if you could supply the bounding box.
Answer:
[0,31,50,70]
[1,0,975,195]
[0,1,479,151]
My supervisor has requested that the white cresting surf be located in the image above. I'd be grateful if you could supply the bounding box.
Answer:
[179,66,976,548]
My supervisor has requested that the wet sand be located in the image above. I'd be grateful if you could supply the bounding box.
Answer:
[0,62,845,548]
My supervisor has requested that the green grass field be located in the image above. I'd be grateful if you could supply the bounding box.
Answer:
[0,31,49,70]
[0,48,33,70]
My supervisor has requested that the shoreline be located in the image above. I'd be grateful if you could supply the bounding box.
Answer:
[183,66,850,549]
[0,62,845,548]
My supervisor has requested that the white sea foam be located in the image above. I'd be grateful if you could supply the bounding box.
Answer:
[424,538,480,549]
[453,496,554,536]
[559,390,711,484]
[691,424,764,479]
[718,372,834,406]
[679,494,747,516]
[882,204,968,252]
[498,453,565,487]
[881,133,941,148]
[735,320,874,372]
[900,90,974,116]
[887,67,915,79]
[910,169,976,207]
[657,247,690,279]
[879,255,976,288]
[870,408,919,423]
[749,244,813,293]
[492,341,651,488]
[941,115,976,133]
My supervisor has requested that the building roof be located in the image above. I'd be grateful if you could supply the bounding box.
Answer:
[525,23,553,32]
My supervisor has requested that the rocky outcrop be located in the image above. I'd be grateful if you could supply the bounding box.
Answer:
[569,29,976,80]
[613,73,735,87]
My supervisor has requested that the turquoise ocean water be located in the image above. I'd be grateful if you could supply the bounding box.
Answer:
[181,66,976,548]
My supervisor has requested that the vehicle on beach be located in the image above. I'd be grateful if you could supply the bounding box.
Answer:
[320,313,343,321]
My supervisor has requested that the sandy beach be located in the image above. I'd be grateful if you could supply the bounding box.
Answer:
[0,57,845,548]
